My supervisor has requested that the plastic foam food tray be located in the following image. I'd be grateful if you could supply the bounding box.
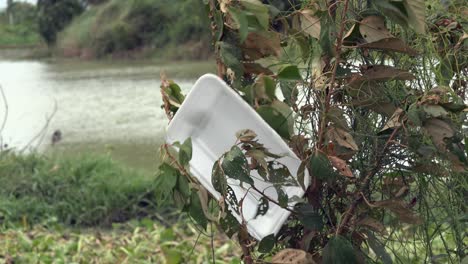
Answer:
[166,74,309,240]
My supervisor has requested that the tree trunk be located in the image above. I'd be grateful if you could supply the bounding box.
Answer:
[7,0,14,25]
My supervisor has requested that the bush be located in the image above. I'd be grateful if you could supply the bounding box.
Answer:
[0,153,161,226]
[57,0,211,58]
[37,0,84,45]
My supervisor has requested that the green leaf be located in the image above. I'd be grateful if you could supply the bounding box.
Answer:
[277,65,302,80]
[407,103,423,126]
[297,161,307,190]
[319,13,335,57]
[229,7,249,42]
[177,173,190,199]
[254,76,277,102]
[212,161,228,194]
[258,234,276,253]
[240,0,269,30]
[403,0,425,34]
[179,137,192,167]
[276,187,288,207]
[155,163,179,202]
[296,204,323,230]
[366,231,393,264]
[220,210,241,238]
[422,105,448,118]
[257,101,294,139]
[375,0,409,28]
[255,197,269,218]
[189,191,208,230]
[309,152,334,180]
[222,146,253,185]
[323,235,359,264]
[280,81,298,106]
[162,82,185,107]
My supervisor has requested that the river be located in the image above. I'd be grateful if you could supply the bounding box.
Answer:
[0,56,215,172]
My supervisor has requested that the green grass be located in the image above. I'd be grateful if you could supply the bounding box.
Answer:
[0,220,240,263]
[0,23,41,46]
[0,152,160,226]
[0,152,240,263]
[57,0,211,59]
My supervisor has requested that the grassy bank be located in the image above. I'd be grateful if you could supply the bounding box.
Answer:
[0,24,41,47]
[57,0,211,60]
[0,152,240,263]
[0,153,159,226]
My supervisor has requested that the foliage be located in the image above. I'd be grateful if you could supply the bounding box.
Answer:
[0,221,240,264]
[158,0,467,263]
[0,153,159,226]
[0,2,40,46]
[57,0,211,59]
[37,0,84,45]
[0,23,40,46]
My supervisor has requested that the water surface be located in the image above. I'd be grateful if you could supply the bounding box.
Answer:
[0,58,215,171]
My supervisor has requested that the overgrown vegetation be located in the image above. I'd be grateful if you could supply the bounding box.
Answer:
[0,152,240,263]
[0,2,40,46]
[158,0,467,263]
[37,0,84,46]
[57,0,211,59]
[0,153,158,226]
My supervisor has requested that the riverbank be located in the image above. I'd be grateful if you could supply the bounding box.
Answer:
[55,0,212,61]
[0,152,240,263]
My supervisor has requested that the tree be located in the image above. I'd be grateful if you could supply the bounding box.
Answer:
[37,0,84,45]
[157,0,467,263]
[7,0,14,25]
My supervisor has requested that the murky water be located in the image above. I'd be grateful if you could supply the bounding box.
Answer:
[0,57,215,171]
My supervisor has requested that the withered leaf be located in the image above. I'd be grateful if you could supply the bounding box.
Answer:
[359,15,394,43]
[328,155,353,177]
[243,62,273,75]
[357,217,387,235]
[300,9,321,39]
[327,126,359,151]
[236,129,257,142]
[381,108,404,132]
[372,199,423,224]
[271,248,316,264]
[422,118,455,151]
[358,38,418,56]
[242,32,281,60]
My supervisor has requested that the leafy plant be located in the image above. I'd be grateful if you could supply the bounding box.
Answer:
[158,0,467,263]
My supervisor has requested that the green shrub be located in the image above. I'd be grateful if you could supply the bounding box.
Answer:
[0,153,161,226]
[37,0,84,45]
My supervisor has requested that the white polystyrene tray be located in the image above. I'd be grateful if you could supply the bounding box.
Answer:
[166,74,309,240]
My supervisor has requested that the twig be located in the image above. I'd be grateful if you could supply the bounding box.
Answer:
[335,127,400,235]
[21,100,57,153]
[0,85,8,149]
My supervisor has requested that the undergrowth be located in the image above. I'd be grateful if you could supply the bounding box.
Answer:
[0,152,160,226]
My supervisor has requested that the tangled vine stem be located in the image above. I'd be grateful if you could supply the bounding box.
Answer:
[336,126,401,235]
[317,0,351,150]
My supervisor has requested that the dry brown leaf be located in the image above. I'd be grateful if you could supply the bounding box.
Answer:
[242,32,281,60]
[358,38,419,56]
[327,127,359,151]
[328,155,353,177]
[357,217,387,235]
[359,15,394,43]
[422,118,454,151]
[394,186,410,198]
[243,62,273,75]
[361,65,415,81]
[300,9,321,39]
[271,249,316,264]
[372,199,423,224]
[381,108,404,132]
